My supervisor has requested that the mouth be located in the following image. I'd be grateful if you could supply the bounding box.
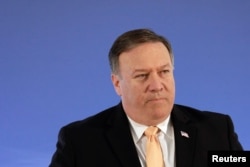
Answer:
[146,98,166,103]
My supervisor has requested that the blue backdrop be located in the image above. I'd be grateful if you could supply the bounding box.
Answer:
[1,1,249,166]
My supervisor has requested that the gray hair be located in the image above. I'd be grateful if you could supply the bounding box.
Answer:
[108,28,174,74]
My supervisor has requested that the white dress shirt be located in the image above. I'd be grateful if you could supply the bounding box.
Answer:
[127,116,176,167]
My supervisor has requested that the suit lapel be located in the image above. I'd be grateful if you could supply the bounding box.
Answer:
[103,104,198,167]
[171,105,197,167]
[104,104,141,167]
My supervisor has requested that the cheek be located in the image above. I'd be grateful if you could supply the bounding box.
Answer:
[119,82,133,97]
[122,83,144,100]
[167,77,175,88]
[169,80,176,99]
[163,79,175,96]
[170,79,175,90]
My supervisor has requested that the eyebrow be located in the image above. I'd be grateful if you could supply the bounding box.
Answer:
[132,64,172,74]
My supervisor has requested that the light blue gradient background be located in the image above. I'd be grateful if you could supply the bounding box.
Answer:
[1,1,249,166]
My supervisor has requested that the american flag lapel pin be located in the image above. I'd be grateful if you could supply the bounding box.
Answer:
[180,131,189,138]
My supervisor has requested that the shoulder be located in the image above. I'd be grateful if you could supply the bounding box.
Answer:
[56,103,128,144]
[55,104,120,144]
[63,104,121,132]
[172,104,232,124]
[172,104,243,150]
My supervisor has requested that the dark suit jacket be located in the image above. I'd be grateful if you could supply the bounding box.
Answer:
[49,103,243,167]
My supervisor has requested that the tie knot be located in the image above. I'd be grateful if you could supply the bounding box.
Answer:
[144,126,159,137]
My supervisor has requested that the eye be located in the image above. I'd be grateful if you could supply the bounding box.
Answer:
[161,69,170,74]
[135,73,148,79]
[159,69,171,77]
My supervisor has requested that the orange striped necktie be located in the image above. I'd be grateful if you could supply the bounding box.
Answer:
[144,126,164,167]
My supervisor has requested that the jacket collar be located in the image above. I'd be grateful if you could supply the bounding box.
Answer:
[105,103,142,167]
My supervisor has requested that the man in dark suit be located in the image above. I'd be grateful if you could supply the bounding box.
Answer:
[49,29,242,167]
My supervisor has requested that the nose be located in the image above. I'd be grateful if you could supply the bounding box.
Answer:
[147,73,164,92]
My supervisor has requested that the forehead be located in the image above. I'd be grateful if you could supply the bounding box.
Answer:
[119,42,172,69]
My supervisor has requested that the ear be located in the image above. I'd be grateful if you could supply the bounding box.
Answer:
[111,74,122,96]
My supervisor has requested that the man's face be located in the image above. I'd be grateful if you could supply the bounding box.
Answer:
[112,42,175,126]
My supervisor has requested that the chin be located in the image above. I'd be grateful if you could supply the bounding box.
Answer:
[152,108,170,118]
[150,102,170,110]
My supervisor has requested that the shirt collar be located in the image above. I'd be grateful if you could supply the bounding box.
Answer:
[127,115,171,143]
